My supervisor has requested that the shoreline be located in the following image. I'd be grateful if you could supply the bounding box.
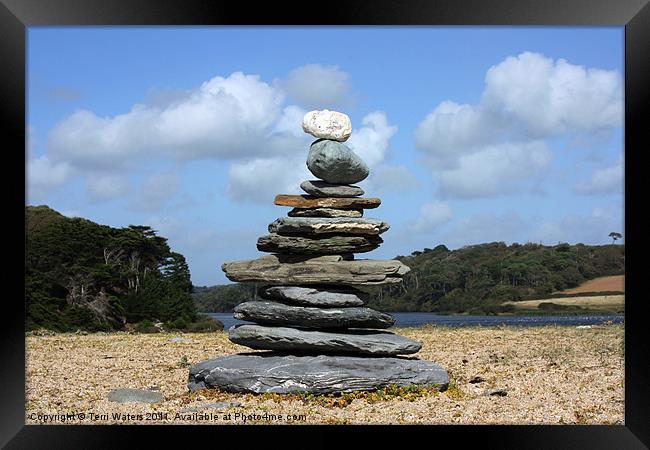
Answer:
[26,323,624,425]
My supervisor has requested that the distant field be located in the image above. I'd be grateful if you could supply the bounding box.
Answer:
[558,275,624,295]
[503,295,625,312]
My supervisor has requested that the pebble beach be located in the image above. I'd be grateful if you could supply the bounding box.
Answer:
[25,323,624,425]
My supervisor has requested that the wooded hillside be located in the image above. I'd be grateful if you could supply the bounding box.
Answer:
[26,205,198,331]
[193,242,625,314]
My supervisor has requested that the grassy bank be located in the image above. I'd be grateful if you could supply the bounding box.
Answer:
[26,323,624,425]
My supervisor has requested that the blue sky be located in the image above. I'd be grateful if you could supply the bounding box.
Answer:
[27,27,625,286]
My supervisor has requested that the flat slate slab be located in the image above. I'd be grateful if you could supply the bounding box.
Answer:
[288,207,363,218]
[222,255,410,285]
[188,353,449,394]
[107,388,165,404]
[300,180,364,198]
[269,217,389,236]
[275,194,380,210]
[233,301,395,329]
[229,325,422,356]
[260,286,366,307]
[257,233,382,254]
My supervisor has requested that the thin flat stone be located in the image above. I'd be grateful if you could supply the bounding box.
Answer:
[307,139,369,184]
[288,208,363,218]
[222,255,410,285]
[188,354,449,394]
[257,233,382,254]
[229,325,422,356]
[269,217,389,236]
[233,301,395,329]
[107,388,165,404]
[275,194,380,210]
[300,180,364,198]
[260,286,366,307]
[302,110,352,142]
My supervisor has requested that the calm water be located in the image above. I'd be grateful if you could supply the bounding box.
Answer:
[205,312,624,330]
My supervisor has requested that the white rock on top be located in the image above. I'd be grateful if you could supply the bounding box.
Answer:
[302,110,352,142]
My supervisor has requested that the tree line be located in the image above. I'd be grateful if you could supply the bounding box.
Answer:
[193,242,625,314]
[26,205,221,332]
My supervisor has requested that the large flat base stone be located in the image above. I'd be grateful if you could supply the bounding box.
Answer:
[188,353,449,394]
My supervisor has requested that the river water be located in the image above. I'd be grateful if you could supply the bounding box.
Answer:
[204,312,624,330]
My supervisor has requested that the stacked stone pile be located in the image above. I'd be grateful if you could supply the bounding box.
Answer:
[188,109,448,394]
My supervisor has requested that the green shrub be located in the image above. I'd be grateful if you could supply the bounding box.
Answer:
[134,319,159,333]
[186,316,224,332]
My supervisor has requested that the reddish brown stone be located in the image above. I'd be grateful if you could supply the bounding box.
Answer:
[274,194,380,209]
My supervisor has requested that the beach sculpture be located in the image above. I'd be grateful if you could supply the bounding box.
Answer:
[188,110,449,394]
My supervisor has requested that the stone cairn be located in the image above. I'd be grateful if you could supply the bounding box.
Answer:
[188,110,449,394]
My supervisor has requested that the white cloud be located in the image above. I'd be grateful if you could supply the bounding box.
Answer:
[86,174,129,201]
[48,72,285,170]
[575,156,623,195]
[227,154,309,203]
[272,105,309,138]
[346,111,398,167]
[227,111,399,203]
[27,156,74,201]
[437,141,553,199]
[410,201,453,232]
[277,64,352,110]
[483,52,623,136]
[129,172,180,212]
[415,101,498,165]
[415,52,622,199]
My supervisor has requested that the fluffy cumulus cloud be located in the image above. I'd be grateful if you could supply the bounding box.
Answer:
[437,141,553,198]
[410,201,453,232]
[277,64,352,110]
[575,156,623,195]
[347,111,398,167]
[34,66,410,206]
[227,110,407,202]
[129,172,180,212]
[482,52,622,137]
[86,174,129,201]
[227,155,309,202]
[48,72,285,170]
[27,156,74,201]
[415,52,622,198]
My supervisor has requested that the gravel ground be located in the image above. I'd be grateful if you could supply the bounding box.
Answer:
[25,323,624,425]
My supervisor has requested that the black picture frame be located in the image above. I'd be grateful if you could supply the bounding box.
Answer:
[3,0,648,447]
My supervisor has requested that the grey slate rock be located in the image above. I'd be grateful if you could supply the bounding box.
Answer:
[188,353,449,394]
[233,301,395,329]
[300,180,364,198]
[288,207,363,218]
[169,337,194,343]
[307,139,369,184]
[229,324,422,356]
[222,254,410,285]
[260,285,366,307]
[257,233,382,255]
[269,216,389,236]
[107,388,165,404]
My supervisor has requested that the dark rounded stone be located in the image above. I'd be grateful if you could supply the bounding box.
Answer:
[306,139,369,184]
